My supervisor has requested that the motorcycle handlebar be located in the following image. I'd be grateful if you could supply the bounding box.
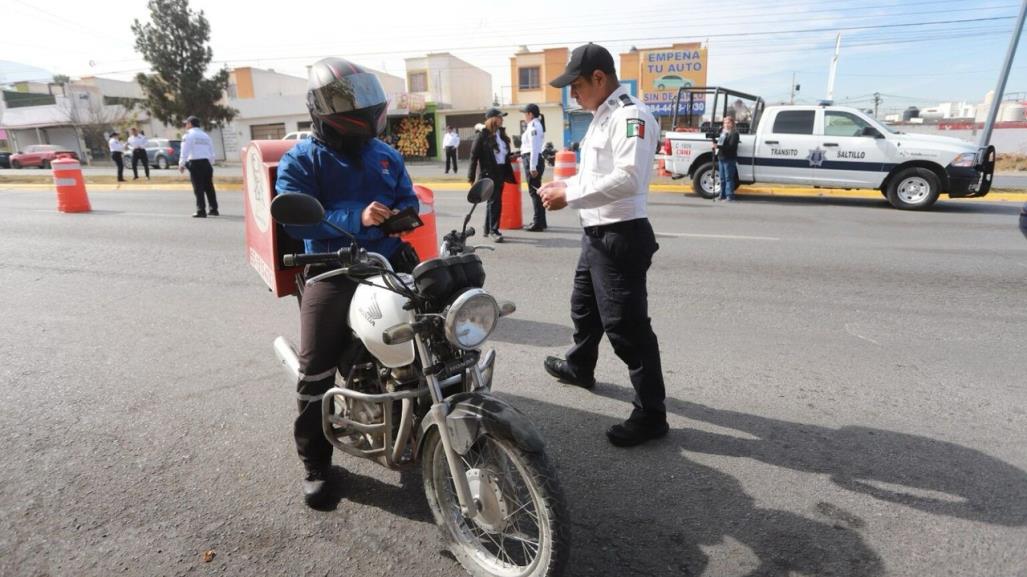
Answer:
[282,251,348,268]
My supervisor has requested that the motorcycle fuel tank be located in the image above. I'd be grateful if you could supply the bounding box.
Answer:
[348,274,416,368]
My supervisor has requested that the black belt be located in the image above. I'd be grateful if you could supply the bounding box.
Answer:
[583,218,648,238]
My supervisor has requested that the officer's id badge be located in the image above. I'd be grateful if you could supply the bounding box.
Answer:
[380,159,391,175]
[626,119,646,139]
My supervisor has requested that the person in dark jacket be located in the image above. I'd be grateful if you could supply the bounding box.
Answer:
[468,108,515,242]
[275,57,419,508]
[714,115,740,202]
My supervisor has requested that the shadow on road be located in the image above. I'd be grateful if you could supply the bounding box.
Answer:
[317,466,432,523]
[491,318,573,347]
[503,391,887,577]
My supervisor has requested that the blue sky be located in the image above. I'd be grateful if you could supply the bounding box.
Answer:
[1,0,1023,114]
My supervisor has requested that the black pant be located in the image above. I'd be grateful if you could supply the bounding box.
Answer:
[295,272,358,470]
[481,170,504,235]
[131,148,150,179]
[187,159,218,213]
[522,153,547,228]
[445,146,458,173]
[112,152,124,181]
[565,218,666,423]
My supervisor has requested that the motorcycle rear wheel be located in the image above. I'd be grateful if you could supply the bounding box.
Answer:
[422,430,568,577]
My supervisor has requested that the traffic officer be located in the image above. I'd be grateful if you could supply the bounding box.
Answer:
[275,57,419,508]
[127,127,150,180]
[108,131,126,182]
[538,43,668,447]
[520,103,547,231]
[178,116,219,217]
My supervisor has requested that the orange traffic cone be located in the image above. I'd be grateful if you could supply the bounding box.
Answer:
[404,185,439,261]
[52,158,91,212]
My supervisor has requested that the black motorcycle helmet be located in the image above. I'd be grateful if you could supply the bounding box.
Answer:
[306,58,387,145]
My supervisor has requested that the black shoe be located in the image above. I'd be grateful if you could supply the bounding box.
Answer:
[544,356,595,390]
[208,209,220,216]
[192,211,206,218]
[523,224,545,232]
[492,233,504,243]
[302,466,332,508]
[606,419,669,447]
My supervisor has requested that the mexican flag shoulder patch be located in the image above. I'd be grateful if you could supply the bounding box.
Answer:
[626,118,645,139]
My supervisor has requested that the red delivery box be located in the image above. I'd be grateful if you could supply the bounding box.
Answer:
[242,140,305,298]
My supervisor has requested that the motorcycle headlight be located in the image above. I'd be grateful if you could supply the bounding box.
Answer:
[951,152,977,168]
[444,289,499,350]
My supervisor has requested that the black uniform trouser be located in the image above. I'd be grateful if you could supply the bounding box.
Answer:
[482,170,504,235]
[522,153,547,228]
[112,152,124,181]
[131,148,150,179]
[186,159,218,212]
[445,146,458,173]
[295,272,358,470]
[565,218,666,424]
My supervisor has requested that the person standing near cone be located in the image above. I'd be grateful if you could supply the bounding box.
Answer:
[520,103,547,232]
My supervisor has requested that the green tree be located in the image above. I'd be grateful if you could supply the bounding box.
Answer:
[131,0,235,129]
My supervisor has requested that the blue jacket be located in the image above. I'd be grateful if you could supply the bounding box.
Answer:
[275,138,418,258]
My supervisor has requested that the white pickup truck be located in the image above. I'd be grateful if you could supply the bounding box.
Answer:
[663,87,995,210]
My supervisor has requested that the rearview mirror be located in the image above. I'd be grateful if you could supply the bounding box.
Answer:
[270,193,325,226]
[467,179,495,204]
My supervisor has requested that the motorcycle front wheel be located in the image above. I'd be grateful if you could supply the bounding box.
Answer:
[422,431,569,577]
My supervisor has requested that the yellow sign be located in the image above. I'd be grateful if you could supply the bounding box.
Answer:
[638,44,708,117]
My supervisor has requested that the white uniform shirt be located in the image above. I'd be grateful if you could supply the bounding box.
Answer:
[443,132,460,148]
[179,127,215,167]
[521,117,545,169]
[493,133,508,165]
[108,137,125,153]
[127,134,148,151]
[566,86,658,227]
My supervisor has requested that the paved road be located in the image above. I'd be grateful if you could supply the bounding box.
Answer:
[1,187,1025,577]
[3,164,1027,191]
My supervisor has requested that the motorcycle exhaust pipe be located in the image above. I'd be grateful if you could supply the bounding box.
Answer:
[273,336,300,382]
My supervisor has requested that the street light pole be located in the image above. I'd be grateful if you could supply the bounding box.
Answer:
[981,0,1027,147]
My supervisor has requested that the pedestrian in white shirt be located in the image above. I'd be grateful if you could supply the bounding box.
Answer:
[178,116,219,217]
[443,126,460,174]
[127,127,150,180]
[519,103,547,231]
[538,43,667,448]
[108,131,126,182]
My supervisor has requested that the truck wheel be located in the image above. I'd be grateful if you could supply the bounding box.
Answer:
[886,168,940,210]
[691,162,719,199]
[157,156,169,170]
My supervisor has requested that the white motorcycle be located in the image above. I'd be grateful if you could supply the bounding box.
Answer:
[270,181,569,577]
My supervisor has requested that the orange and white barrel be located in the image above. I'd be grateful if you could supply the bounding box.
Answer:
[500,156,523,230]
[51,158,91,213]
[554,150,577,181]
[404,185,439,261]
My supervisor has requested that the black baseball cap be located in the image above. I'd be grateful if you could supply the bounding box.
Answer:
[484,107,507,119]
[550,43,616,88]
[184,115,201,126]
[519,103,540,115]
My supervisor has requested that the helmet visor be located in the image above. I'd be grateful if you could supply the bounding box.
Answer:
[308,72,387,116]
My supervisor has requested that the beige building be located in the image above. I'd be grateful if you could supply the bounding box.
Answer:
[405,53,492,111]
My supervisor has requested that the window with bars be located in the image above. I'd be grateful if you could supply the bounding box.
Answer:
[518,67,540,90]
[250,123,286,140]
[409,72,428,93]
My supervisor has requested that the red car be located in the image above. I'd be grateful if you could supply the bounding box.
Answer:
[9,144,79,169]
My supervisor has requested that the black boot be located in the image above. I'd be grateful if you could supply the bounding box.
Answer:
[302,466,332,508]
[543,356,595,390]
[605,419,669,447]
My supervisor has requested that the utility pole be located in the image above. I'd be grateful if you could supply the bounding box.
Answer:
[981,0,1027,146]
[873,92,882,118]
[790,72,796,104]
[826,33,842,101]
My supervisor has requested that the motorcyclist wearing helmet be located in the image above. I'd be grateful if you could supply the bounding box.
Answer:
[275,57,419,508]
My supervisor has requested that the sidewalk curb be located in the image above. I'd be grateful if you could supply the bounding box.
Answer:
[2,181,1024,202]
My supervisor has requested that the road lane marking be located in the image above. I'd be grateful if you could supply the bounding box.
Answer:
[656,231,780,241]
[845,323,882,347]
